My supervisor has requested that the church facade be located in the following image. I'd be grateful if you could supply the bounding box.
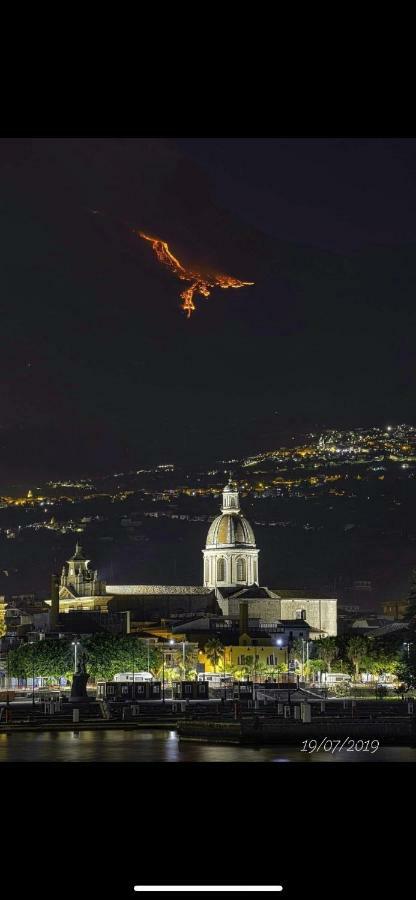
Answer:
[55,480,337,638]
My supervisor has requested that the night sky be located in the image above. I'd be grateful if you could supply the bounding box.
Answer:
[1,137,416,481]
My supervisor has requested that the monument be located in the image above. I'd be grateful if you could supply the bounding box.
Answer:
[69,639,90,703]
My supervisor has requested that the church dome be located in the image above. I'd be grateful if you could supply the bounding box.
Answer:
[206,512,256,548]
[205,480,256,548]
[203,479,259,588]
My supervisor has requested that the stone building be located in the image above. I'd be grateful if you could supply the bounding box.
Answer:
[58,543,108,612]
[52,480,337,637]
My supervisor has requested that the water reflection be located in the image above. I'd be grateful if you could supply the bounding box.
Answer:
[0,731,415,763]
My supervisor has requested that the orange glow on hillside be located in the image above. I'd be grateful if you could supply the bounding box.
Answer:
[137,231,254,317]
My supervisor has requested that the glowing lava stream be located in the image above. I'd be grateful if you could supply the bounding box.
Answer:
[137,231,254,317]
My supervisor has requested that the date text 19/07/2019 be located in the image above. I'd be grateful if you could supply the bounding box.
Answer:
[301,738,379,754]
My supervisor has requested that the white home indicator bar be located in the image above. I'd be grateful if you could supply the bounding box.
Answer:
[134,887,283,893]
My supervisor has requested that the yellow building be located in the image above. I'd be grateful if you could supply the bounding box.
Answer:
[0,596,6,638]
[199,643,286,674]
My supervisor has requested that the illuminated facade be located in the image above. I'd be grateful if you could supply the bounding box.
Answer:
[0,596,6,638]
[50,491,336,637]
[58,543,108,613]
[203,480,259,588]
[216,588,337,639]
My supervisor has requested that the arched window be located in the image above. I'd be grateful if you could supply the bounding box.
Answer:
[236,558,246,582]
[217,558,226,581]
[204,558,209,584]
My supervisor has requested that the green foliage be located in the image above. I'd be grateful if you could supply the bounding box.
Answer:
[316,637,339,673]
[396,642,416,689]
[8,640,72,680]
[8,635,164,683]
[306,658,325,676]
[346,636,369,679]
[405,569,416,621]
[204,638,224,673]
[83,634,161,681]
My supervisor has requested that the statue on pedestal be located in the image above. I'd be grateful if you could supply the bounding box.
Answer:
[70,639,90,703]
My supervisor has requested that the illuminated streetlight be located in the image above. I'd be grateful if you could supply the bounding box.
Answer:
[169,639,187,680]
[71,640,80,673]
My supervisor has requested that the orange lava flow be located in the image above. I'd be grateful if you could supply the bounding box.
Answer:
[137,231,254,317]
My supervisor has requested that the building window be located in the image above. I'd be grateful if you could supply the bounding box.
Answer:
[296,609,307,620]
[217,558,226,582]
[236,558,246,582]
[204,559,209,583]
[239,655,252,666]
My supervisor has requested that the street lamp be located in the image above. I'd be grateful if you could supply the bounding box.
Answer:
[132,640,135,701]
[304,640,311,683]
[276,639,283,685]
[181,641,186,681]
[71,640,80,673]
[28,639,36,706]
[162,645,171,703]
[169,639,186,681]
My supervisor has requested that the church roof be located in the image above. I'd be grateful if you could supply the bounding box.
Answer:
[271,589,336,600]
[204,479,256,551]
[232,586,272,599]
[206,513,256,548]
[217,585,276,599]
[107,585,212,595]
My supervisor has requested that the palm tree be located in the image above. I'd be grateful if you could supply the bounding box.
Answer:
[317,637,339,673]
[346,636,368,680]
[204,638,224,673]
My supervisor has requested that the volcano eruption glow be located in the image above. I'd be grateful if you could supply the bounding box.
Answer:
[137,231,254,317]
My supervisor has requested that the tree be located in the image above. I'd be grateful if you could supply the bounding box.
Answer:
[305,658,325,679]
[346,636,369,680]
[8,640,73,681]
[405,568,416,622]
[204,638,224,673]
[83,634,161,681]
[316,637,339,674]
[291,639,305,669]
[396,643,416,689]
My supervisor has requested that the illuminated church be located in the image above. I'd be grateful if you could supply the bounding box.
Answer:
[203,480,259,588]
[54,479,337,638]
